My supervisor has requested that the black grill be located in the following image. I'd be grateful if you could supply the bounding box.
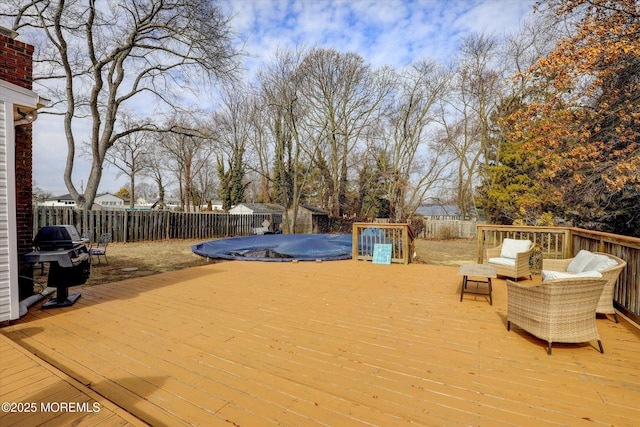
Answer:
[25,225,91,309]
[33,225,84,251]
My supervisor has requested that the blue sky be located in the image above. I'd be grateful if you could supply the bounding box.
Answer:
[224,0,535,71]
[30,0,536,196]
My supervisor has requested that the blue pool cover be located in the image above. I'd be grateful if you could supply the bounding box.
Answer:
[192,234,353,262]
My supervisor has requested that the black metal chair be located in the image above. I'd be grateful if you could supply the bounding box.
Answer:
[89,233,111,264]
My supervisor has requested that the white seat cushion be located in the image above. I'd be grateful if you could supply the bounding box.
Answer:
[541,270,603,281]
[488,257,515,266]
[499,239,532,259]
[567,250,596,273]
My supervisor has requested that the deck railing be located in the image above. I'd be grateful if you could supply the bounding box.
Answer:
[352,222,415,264]
[477,224,640,324]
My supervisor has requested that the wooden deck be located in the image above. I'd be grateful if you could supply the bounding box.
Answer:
[2,260,639,426]
[0,334,145,426]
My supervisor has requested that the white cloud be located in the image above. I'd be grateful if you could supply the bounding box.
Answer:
[453,0,536,34]
[223,0,536,72]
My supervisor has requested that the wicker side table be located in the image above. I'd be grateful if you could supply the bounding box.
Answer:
[458,264,497,305]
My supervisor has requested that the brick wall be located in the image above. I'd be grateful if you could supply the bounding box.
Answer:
[1,31,35,298]
[15,124,33,295]
[0,32,34,89]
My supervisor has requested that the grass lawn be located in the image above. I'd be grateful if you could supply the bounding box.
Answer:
[29,237,478,289]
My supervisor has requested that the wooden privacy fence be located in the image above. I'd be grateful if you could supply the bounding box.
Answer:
[421,220,478,239]
[478,224,640,325]
[352,222,415,264]
[33,207,282,243]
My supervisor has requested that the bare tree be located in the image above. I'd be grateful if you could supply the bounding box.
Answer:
[258,47,312,232]
[160,116,214,212]
[438,34,503,217]
[104,118,153,208]
[244,93,272,204]
[142,142,173,210]
[32,185,52,204]
[193,160,219,210]
[298,48,393,216]
[380,60,451,221]
[5,0,239,209]
[349,125,387,218]
[132,182,155,202]
[214,87,255,210]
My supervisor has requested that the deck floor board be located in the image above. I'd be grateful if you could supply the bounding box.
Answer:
[2,260,639,426]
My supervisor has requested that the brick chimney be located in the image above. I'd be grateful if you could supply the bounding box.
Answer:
[0,26,34,89]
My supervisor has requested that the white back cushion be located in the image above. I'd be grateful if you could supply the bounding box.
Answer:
[499,239,532,259]
[583,254,618,272]
[567,250,596,273]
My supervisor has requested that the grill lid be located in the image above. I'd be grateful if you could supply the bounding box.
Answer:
[33,225,83,250]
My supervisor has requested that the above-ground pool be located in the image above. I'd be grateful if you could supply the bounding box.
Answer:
[192,234,352,262]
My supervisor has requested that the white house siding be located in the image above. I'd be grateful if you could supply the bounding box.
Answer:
[40,193,125,209]
[0,100,19,322]
[40,199,76,207]
[95,193,125,209]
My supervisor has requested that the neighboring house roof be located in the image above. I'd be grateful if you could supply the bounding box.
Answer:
[230,203,285,213]
[96,193,125,200]
[44,194,74,202]
[154,198,181,204]
[416,204,462,216]
[45,192,125,202]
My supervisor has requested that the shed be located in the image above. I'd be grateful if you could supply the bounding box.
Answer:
[289,204,330,234]
[229,203,285,233]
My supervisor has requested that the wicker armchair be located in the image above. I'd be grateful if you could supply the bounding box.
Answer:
[506,278,606,355]
[543,252,626,322]
[486,240,535,281]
